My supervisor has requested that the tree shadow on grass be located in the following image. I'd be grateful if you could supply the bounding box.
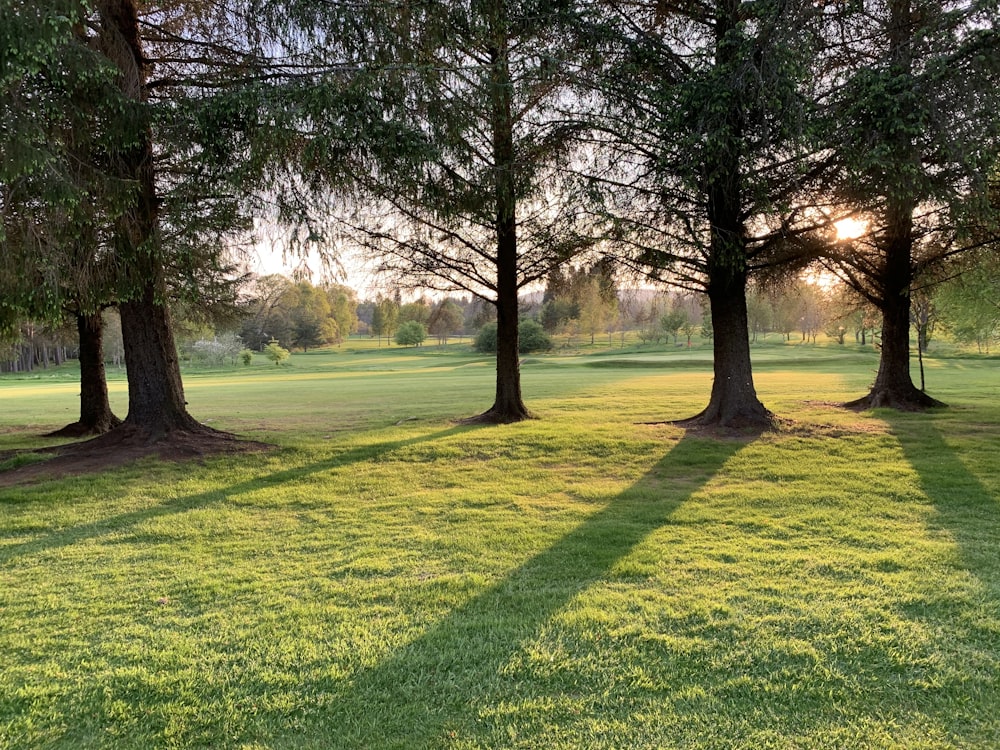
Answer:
[0,425,470,566]
[888,414,1000,742]
[276,433,748,749]
[888,413,1000,588]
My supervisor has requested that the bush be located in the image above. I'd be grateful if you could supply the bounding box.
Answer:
[188,332,244,366]
[519,319,553,352]
[239,349,254,366]
[474,322,498,353]
[474,319,552,354]
[263,338,290,366]
[395,320,427,347]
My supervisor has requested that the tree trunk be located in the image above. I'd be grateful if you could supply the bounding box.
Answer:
[468,3,531,424]
[845,0,943,411]
[87,0,211,441]
[119,290,203,434]
[683,272,773,429]
[45,312,122,437]
[846,286,943,409]
[680,0,773,431]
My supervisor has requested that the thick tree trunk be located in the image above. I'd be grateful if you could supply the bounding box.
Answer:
[46,313,122,437]
[845,287,943,410]
[683,272,774,429]
[478,241,531,423]
[119,291,202,434]
[679,0,772,431]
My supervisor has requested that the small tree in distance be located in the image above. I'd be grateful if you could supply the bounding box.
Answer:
[263,339,290,366]
[395,321,427,347]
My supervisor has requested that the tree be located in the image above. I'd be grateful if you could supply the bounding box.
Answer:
[0,1,127,435]
[325,284,358,345]
[590,0,828,428]
[428,299,465,345]
[395,320,427,347]
[2,0,272,450]
[936,253,1000,353]
[263,338,290,365]
[660,303,689,346]
[475,319,552,354]
[376,297,399,346]
[820,0,1000,409]
[745,289,771,344]
[577,277,613,345]
[310,0,595,422]
[239,274,294,350]
[287,281,332,351]
[399,299,431,326]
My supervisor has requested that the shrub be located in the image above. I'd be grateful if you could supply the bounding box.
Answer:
[239,349,254,366]
[474,322,498,353]
[519,319,553,352]
[188,332,244,366]
[263,338,290,366]
[474,319,552,354]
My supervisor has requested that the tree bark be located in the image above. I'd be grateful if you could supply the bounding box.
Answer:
[468,1,531,424]
[119,290,203,434]
[683,268,774,429]
[845,246,943,409]
[482,247,531,423]
[45,312,122,437]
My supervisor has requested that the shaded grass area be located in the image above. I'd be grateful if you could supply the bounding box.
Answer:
[1,347,999,748]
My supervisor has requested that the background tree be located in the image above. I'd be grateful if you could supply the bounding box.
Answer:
[287,281,332,351]
[399,299,431,327]
[263,338,290,365]
[395,320,427,347]
[936,251,1000,353]
[325,284,358,346]
[376,297,399,347]
[239,274,294,350]
[745,288,771,345]
[428,299,466,345]
[659,304,688,346]
[577,276,614,344]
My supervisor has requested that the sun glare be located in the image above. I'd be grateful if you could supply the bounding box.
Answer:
[834,217,867,241]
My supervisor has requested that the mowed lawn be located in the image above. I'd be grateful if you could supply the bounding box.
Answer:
[1,340,998,749]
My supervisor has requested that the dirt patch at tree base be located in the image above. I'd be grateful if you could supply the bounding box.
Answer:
[0,427,273,489]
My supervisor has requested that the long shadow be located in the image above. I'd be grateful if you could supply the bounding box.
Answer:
[888,414,1000,739]
[0,426,469,566]
[889,414,1000,584]
[282,433,747,749]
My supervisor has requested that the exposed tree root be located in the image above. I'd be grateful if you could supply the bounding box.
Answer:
[844,387,946,412]
[458,406,535,425]
[674,402,779,435]
[43,415,123,439]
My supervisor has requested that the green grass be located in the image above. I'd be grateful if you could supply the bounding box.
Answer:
[1,341,998,748]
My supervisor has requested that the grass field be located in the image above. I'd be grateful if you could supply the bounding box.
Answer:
[1,338,999,749]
